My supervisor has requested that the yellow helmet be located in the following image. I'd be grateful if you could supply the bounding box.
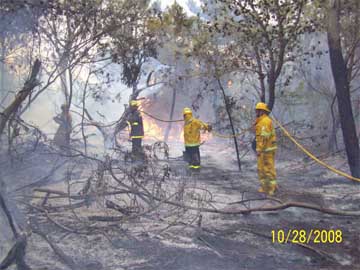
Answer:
[255,102,271,112]
[130,100,139,107]
[183,107,192,115]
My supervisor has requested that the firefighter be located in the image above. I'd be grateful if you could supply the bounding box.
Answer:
[183,107,212,170]
[127,100,144,160]
[255,102,277,195]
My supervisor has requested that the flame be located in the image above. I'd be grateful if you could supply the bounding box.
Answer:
[137,99,212,144]
[142,114,212,143]
[138,99,151,111]
[142,115,165,141]
[138,99,167,141]
[179,129,184,141]
[142,114,185,142]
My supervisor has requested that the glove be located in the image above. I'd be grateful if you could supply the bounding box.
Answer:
[207,124,212,132]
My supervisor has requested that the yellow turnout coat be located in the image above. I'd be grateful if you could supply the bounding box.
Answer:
[255,114,277,194]
[184,116,209,147]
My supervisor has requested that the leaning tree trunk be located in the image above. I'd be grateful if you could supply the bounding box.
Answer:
[0,59,40,270]
[217,78,241,171]
[328,95,340,152]
[327,0,360,177]
[0,59,41,135]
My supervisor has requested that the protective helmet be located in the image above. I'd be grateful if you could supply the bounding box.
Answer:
[183,107,192,115]
[130,100,139,107]
[255,102,271,112]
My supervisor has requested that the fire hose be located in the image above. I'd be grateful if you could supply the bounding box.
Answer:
[211,129,252,138]
[140,110,183,123]
[141,109,360,182]
[271,116,360,182]
[209,115,360,182]
[140,110,252,138]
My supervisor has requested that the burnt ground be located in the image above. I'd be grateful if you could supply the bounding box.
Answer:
[1,142,360,270]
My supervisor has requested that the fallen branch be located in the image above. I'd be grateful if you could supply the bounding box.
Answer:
[228,197,283,205]
[105,200,132,215]
[225,201,360,216]
[32,188,131,200]
[32,186,360,217]
[88,215,123,222]
[42,200,87,212]
[145,193,360,217]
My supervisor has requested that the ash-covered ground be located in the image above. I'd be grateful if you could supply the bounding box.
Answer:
[0,140,359,270]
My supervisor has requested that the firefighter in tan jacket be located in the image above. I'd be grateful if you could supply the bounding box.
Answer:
[183,107,212,170]
[255,102,277,195]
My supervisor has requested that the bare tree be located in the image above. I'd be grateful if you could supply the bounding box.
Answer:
[0,58,41,270]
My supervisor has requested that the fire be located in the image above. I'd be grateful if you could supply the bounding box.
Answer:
[142,115,185,142]
[142,116,165,141]
[138,99,151,111]
[139,99,184,142]
[137,99,212,144]
[179,129,184,141]
[138,100,163,140]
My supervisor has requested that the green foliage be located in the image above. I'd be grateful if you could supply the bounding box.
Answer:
[197,0,319,109]
[308,0,360,83]
[108,1,158,88]
[142,1,203,71]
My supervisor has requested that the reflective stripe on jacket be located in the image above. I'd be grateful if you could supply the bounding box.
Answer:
[255,114,277,153]
[128,110,144,139]
[184,117,209,147]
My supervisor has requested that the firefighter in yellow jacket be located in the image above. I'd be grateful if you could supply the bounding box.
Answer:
[183,107,212,170]
[255,102,277,195]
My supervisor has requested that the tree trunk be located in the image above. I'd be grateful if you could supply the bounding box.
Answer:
[81,85,88,155]
[254,46,266,102]
[0,40,6,99]
[327,0,360,177]
[328,94,339,152]
[164,86,176,142]
[0,59,41,135]
[217,78,241,171]
[0,60,40,270]
[267,78,276,111]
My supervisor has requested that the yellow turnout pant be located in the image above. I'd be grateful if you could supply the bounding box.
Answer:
[257,151,277,193]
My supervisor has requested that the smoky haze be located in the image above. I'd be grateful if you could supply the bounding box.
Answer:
[0,0,360,269]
